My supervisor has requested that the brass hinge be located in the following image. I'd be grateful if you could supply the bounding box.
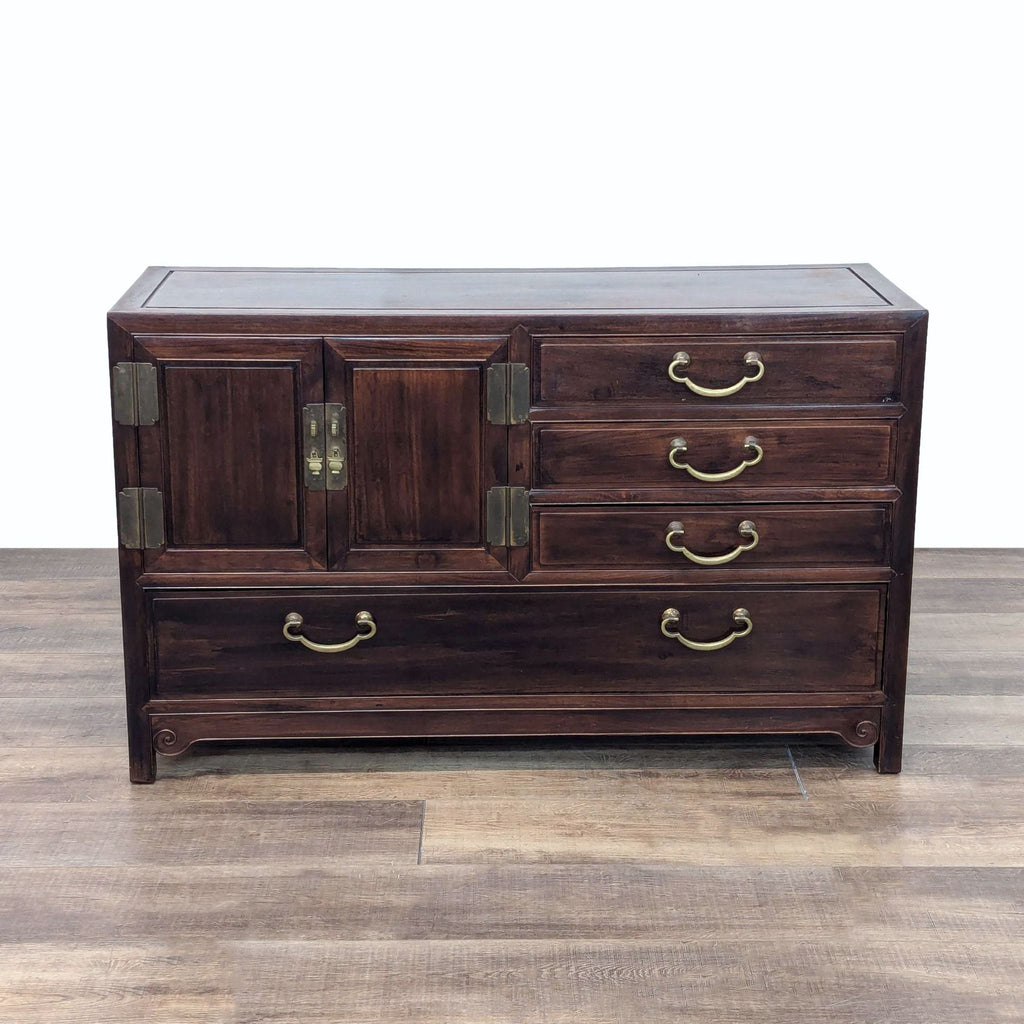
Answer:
[486,363,530,425]
[303,403,347,491]
[486,486,529,547]
[112,362,159,426]
[117,488,165,549]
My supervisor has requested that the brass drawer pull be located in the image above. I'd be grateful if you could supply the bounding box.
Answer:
[661,607,753,651]
[667,350,764,397]
[665,519,758,565]
[282,611,376,653]
[668,436,763,481]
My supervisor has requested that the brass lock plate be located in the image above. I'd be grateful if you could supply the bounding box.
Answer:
[303,404,326,490]
[324,403,347,491]
[303,403,346,491]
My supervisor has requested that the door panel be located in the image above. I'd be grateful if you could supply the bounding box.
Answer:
[351,367,483,544]
[136,337,326,571]
[326,337,510,571]
[163,365,300,547]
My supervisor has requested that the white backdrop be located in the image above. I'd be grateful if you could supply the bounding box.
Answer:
[1,1,1018,546]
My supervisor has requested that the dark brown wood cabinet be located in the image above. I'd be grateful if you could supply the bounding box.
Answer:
[108,265,926,781]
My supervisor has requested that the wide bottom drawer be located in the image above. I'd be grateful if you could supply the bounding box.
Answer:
[150,586,885,698]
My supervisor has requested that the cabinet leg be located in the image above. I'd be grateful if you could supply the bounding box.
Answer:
[127,713,157,784]
[874,727,903,774]
[129,755,156,783]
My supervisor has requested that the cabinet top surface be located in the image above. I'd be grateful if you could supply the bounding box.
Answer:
[113,265,921,315]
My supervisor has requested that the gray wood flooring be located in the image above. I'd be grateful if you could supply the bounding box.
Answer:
[1,549,1022,1022]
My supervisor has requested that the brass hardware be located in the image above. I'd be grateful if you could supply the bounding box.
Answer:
[283,610,376,653]
[665,519,759,565]
[487,363,530,424]
[508,486,530,546]
[667,350,764,398]
[660,607,753,651]
[486,365,504,423]
[112,362,159,425]
[486,486,530,547]
[508,363,530,424]
[487,487,506,546]
[117,487,165,549]
[668,436,763,482]
[303,404,347,490]
[303,404,326,489]
[325,403,347,490]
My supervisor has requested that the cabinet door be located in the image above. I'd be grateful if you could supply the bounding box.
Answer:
[136,337,327,571]
[326,336,510,572]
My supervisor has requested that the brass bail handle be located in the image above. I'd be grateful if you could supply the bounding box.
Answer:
[661,607,753,651]
[668,436,763,482]
[665,520,759,565]
[283,611,376,653]
[667,350,764,398]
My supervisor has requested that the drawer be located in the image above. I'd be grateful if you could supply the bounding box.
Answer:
[534,505,890,570]
[536,421,896,488]
[150,587,884,698]
[535,334,902,407]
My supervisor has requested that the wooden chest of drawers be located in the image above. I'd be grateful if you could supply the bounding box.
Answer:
[108,265,926,781]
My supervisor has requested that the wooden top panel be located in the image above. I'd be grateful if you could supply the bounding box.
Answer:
[114,265,919,315]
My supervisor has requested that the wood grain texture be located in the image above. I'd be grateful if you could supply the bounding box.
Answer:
[0,800,422,867]
[914,549,1024,579]
[162,364,301,546]
[419,782,1024,866]
[227,940,1024,1024]
[535,420,896,487]
[148,586,885,697]
[0,548,118,579]
[0,944,231,1024]
[0,652,123,697]
[910,612,1024,653]
[0,614,121,652]
[0,698,125,747]
[533,503,890,570]
[325,335,508,572]
[0,741,794,804]
[109,322,156,784]
[2,863,1020,943]
[2,938,1021,1024]
[535,333,902,406]
[911,578,1024,613]
[908,651,1024,695]
[135,336,327,572]
[130,265,902,312]
[350,367,483,544]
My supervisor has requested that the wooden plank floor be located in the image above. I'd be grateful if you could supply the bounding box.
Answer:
[1,550,1022,1023]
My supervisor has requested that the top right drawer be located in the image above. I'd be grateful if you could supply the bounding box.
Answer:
[534,334,902,408]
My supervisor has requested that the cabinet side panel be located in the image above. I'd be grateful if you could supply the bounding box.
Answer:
[350,367,482,545]
[876,312,928,772]
[108,318,154,782]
